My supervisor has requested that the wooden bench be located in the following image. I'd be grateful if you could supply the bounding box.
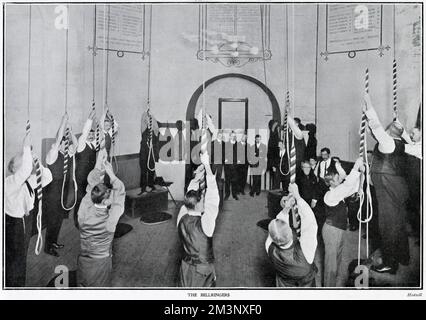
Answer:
[114,154,168,218]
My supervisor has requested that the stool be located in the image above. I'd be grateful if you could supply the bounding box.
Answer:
[158,181,177,207]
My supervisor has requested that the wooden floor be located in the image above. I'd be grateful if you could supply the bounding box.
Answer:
[25,189,421,288]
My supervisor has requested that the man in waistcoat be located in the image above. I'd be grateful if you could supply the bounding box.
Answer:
[177,151,220,287]
[266,183,318,287]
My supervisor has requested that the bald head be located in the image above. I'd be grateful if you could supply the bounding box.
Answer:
[8,153,23,174]
[268,218,293,248]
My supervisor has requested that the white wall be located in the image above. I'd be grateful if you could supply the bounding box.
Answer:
[316,4,422,161]
[4,4,318,199]
[5,4,420,195]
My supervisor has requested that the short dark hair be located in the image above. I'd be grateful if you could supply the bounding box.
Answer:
[301,160,311,166]
[324,172,338,186]
[91,183,112,204]
[320,147,330,154]
[305,123,316,134]
[255,134,261,139]
[184,190,202,209]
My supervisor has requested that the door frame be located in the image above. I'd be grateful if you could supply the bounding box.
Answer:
[218,97,249,132]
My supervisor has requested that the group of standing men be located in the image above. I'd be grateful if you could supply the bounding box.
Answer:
[209,130,267,199]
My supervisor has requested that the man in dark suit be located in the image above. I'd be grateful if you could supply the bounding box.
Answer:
[249,134,267,196]
[210,130,224,184]
[296,160,322,228]
[224,131,239,200]
[315,147,338,180]
[271,140,290,191]
[236,133,248,195]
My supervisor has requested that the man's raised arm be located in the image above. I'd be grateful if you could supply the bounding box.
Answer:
[364,94,395,154]
[287,115,304,140]
[77,108,95,153]
[46,114,68,165]
[288,183,317,264]
[85,148,108,193]
[200,152,220,237]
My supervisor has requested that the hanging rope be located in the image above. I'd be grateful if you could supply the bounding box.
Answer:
[281,5,301,238]
[61,5,77,211]
[104,5,110,110]
[356,69,374,266]
[91,5,102,153]
[279,91,291,176]
[92,5,96,108]
[101,4,119,174]
[260,5,267,86]
[392,5,398,122]
[145,5,156,172]
[279,6,291,177]
[289,130,301,238]
[24,6,44,255]
[392,59,398,121]
[197,3,209,195]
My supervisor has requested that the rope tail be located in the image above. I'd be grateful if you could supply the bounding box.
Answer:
[279,91,290,176]
[33,156,44,255]
[60,128,77,211]
[147,110,156,172]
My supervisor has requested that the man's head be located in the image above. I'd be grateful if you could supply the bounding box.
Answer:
[411,127,421,143]
[309,157,317,168]
[190,118,199,131]
[230,131,236,142]
[268,218,293,248]
[305,123,316,135]
[241,133,247,143]
[184,189,204,212]
[278,140,284,150]
[301,160,312,176]
[294,117,305,130]
[216,130,223,141]
[91,182,113,206]
[255,134,261,144]
[8,153,24,174]
[87,129,95,143]
[269,119,279,132]
[280,192,296,209]
[104,119,112,132]
[320,147,330,161]
[385,121,404,139]
[324,171,341,188]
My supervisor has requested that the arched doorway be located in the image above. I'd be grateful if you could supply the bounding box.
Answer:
[186,73,281,123]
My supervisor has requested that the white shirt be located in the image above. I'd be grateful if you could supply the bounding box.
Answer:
[5,147,53,218]
[177,174,219,237]
[324,168,361,207]
[265,197,318,264]
[365,108,396,154]
[405,141,422,159]
[318,158,331,179]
